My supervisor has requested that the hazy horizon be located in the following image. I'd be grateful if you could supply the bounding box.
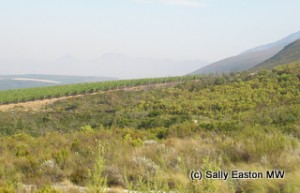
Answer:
[1,0,300,78]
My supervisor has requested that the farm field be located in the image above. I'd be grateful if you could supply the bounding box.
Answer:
[0,76,201,105]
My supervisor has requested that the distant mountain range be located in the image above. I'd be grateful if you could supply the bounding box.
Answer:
[0,75,114,90]
[0,54,208,79]
[190,31,300,75]
[86,53,208,79]
[252,39,300,70]
[0,53,207,90]
[2,30,299,91]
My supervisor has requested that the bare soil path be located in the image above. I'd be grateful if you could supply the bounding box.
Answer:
[0,82,178,111]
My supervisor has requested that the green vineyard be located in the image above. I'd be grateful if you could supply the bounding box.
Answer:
[0,75,203,104]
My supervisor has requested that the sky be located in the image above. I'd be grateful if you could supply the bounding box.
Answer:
[0,0,299,77]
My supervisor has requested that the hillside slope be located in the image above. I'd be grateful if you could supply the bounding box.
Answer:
[0,63,299,192]
[252,39,300,70]
[190,31,300,74]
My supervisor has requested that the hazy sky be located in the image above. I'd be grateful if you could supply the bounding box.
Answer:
[0,0,299,75]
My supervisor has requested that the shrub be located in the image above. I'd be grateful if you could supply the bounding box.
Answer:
[87,142,107,193]
[35,185,62,193]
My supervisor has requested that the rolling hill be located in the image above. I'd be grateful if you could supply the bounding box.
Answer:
[252,39,300,70]
[0,63,299,192]
[0,74,115,90]
[190,31,300,75]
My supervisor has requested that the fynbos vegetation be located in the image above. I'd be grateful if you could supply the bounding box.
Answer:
[0,63,299,192]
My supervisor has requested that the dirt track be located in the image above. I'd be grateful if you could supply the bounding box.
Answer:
[0,96,76,111]
[0,82,178,111]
